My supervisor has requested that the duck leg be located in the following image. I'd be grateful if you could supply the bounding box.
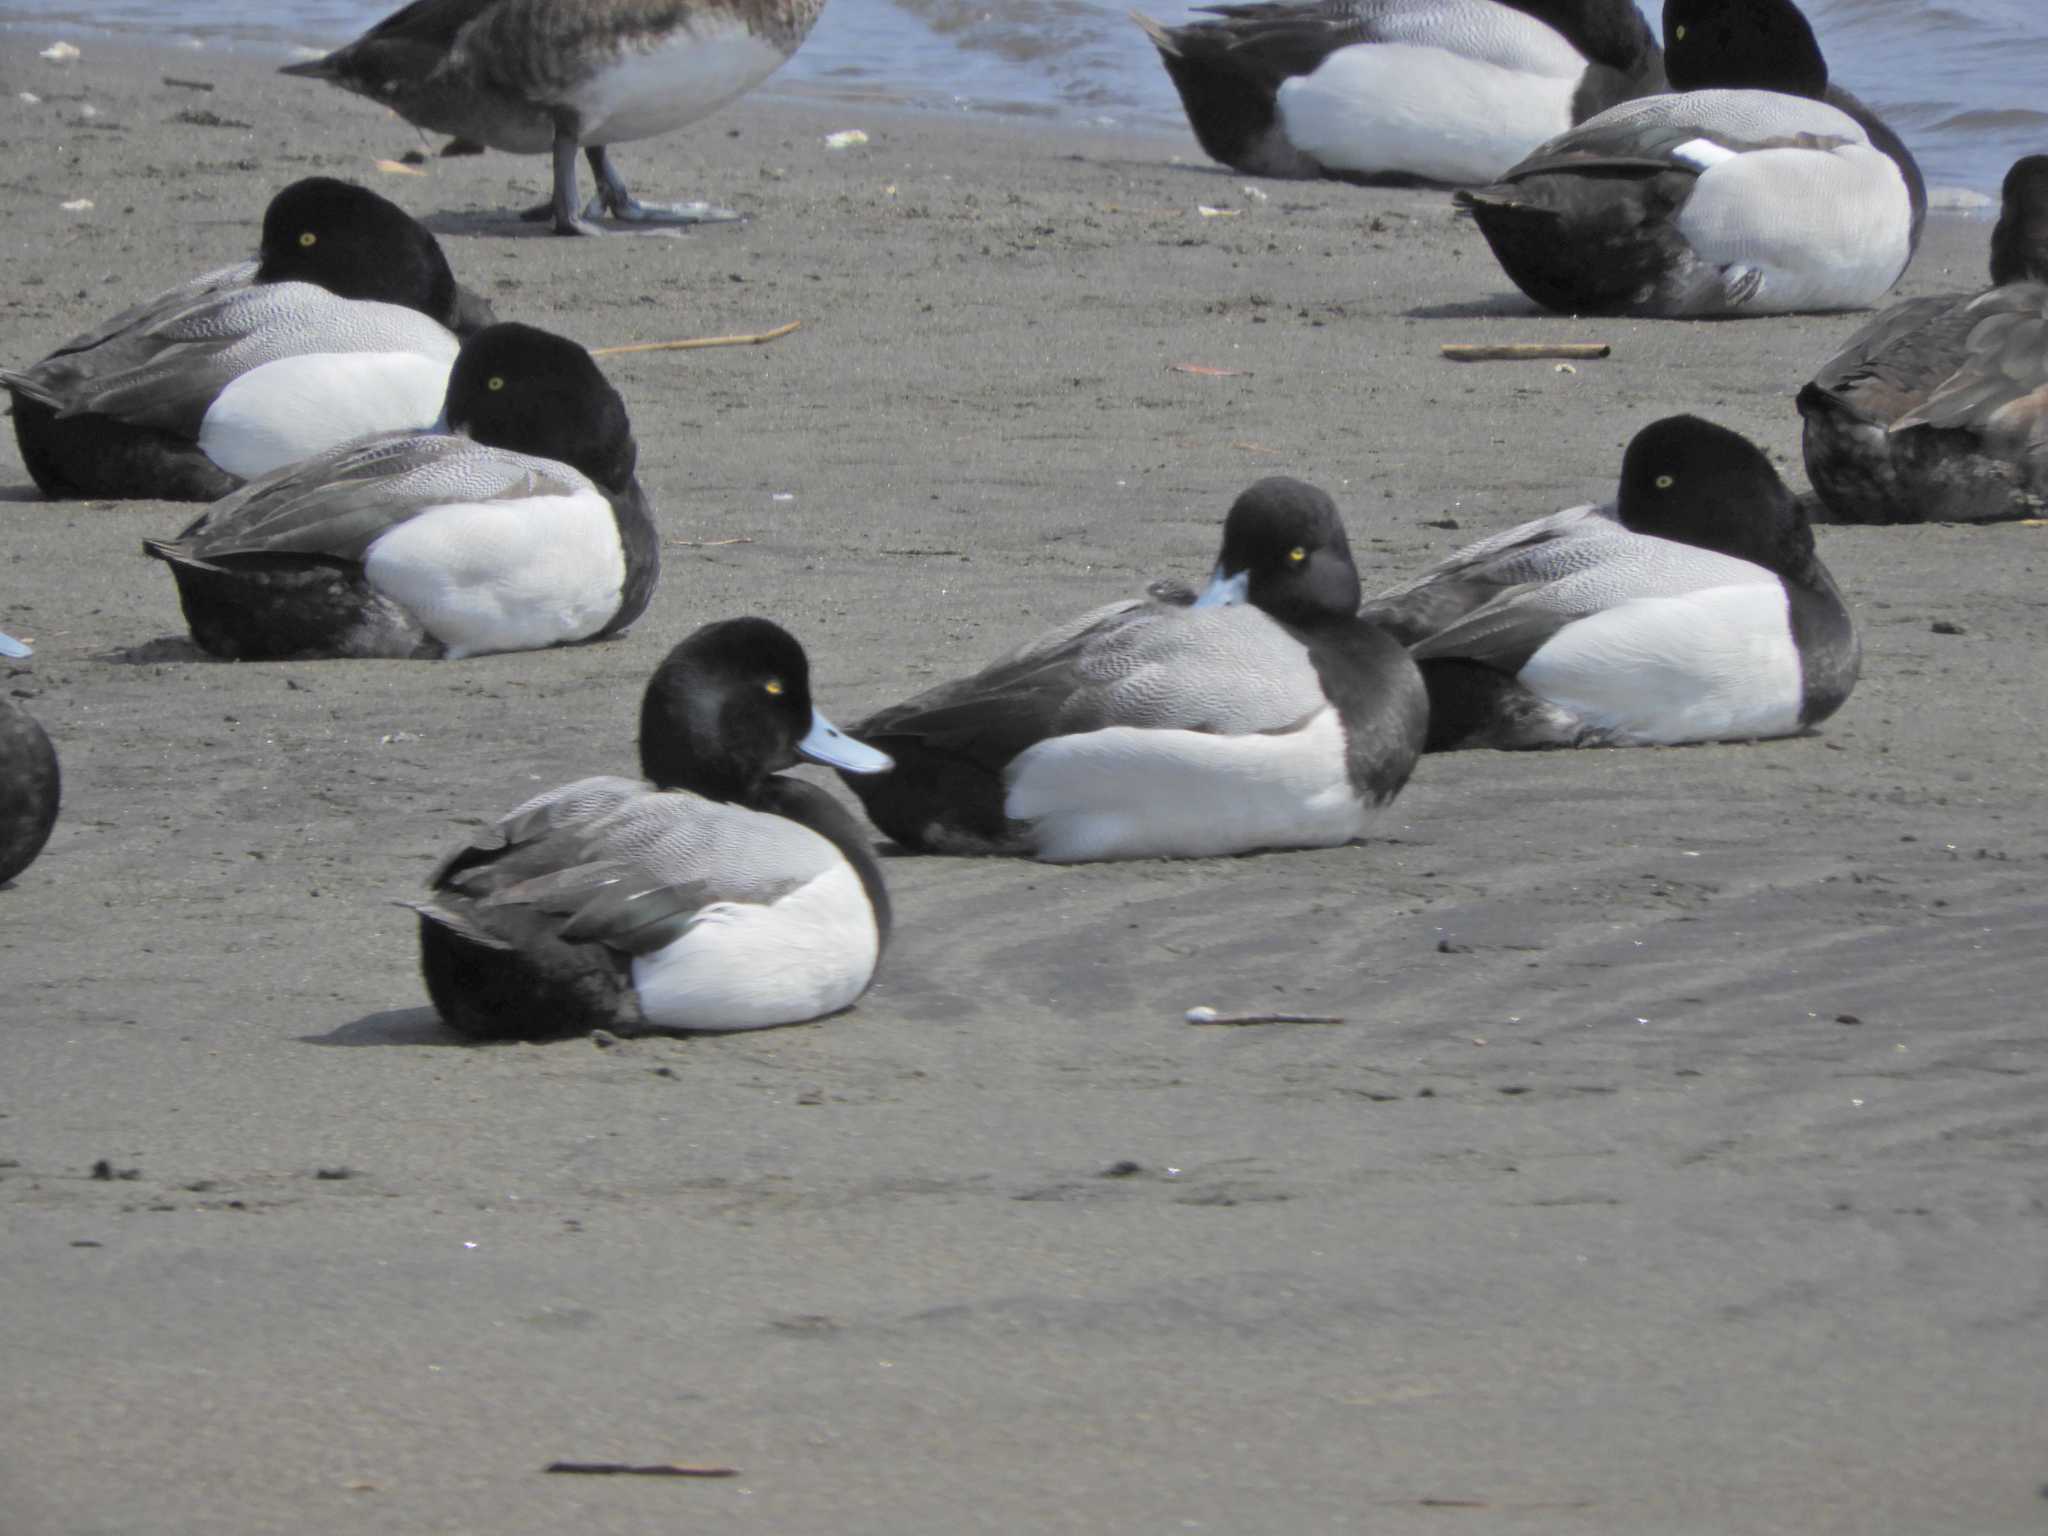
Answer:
[584,146,741,227]
[520,124,740,234]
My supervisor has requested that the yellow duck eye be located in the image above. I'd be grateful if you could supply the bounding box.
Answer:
[1655,474,1675,489]
[486,376,506,392]
[298,231,317,248]
[1287,546,1308,564]
[763,678,785,696]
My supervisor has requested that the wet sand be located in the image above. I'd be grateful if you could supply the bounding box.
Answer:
[3,36,2046,1536]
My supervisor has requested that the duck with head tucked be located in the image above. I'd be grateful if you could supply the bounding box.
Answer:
[283,0,828,235]
[1456,0,1924,316]
[4,178,496,502]
[412,617,892,1038]
[842,478,1427,862]
[1362,416,1859,750]
[142,322,656,661]
[1798,154,2048,525]
[1135,0,1665,188]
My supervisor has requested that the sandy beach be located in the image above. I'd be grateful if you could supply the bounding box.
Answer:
[3,36,2046,1535]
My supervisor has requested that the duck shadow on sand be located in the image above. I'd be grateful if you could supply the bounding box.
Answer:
[302,1006,465,1047]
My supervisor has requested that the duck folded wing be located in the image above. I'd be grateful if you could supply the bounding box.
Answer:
[4,283,445,434]
[861,599,1331,758]
[1363,504,1616,643]
[1805,293,1976,404]
[154,436,586,566]
[1496,89,1862,181]
[1407,534,1774,674]
[28,260,258,370]
[438,776,841,925]
[1895,285,2048,440]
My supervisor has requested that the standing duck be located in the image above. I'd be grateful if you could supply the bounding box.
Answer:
[413,617,892,1037]
[4,178,495,501]
[842,478,1427,862]
[142,323,657,661]
[1362,416,1859,749]
[282,0,828,235]
[1456,0,1925,316]
[1798,154,2048,524]
[0,633,60,886]
[1135,0,1665,186]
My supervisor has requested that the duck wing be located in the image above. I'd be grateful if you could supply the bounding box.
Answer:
[146,434,586,568]
[426,775,839,956]
[859,598,1329,769]
[1492,89,1862,184]
[1894,283,2048,446]
[1400,524,1771,675]
[1362,503,1616,644]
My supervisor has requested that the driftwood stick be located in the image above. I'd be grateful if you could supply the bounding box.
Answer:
[1440,342,1611,362]
[544,1461,738,1478]
[1185,1007,1347,1026]
[591,321,801,357]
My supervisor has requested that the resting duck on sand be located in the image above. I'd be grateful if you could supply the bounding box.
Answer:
[1798,155,2048,524]
[143,323,657,662]
[1136,0,1664,187]
[3,178,495,501]
[1456,0,1924,316]
[1362,416,1859,750]
[413,618,892,1037]
[842,478,1427,862]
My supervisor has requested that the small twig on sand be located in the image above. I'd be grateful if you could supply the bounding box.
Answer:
[1185,1006,1346,1026]
[1440,342,1610,362]
[545,1462,738,1478]
[591,321,801,358]
[665,536,754,548]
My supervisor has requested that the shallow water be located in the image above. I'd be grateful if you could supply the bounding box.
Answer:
[5,0,2041,194]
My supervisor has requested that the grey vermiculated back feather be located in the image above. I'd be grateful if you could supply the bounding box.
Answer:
[3,281,454,434]
[1364,504,1613,641]
[867,600,1330,744]
[165,433,593,564]
[441,774,843,923]
[1371,509,1772,673]
[1511,87,1863,174]
[30,260,256,364]
[1204,0,1588,74]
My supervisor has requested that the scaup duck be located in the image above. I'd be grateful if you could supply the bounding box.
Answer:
[1797,154,2048,524]
[142,322,656,661]
[1362,415,1858,749]
[4,178,496,502]
[1455,0,1925,316]
[282,0,826,236]
[412,617,892,1036]
[843,477,1427,862]
[1135,0,1665,187]
[0,633,60,886]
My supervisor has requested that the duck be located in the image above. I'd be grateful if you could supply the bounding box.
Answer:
[1361,415,1859,749]
[1455,0,1926,316]
[1134,0,1665,187]
[282,0,827,236]
[4,178,497,502]
[842,477,1428,862]
[1797,154,2048,524]
[141,322,657,661]
[411,617,893,1037]
[0,633,60,886]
